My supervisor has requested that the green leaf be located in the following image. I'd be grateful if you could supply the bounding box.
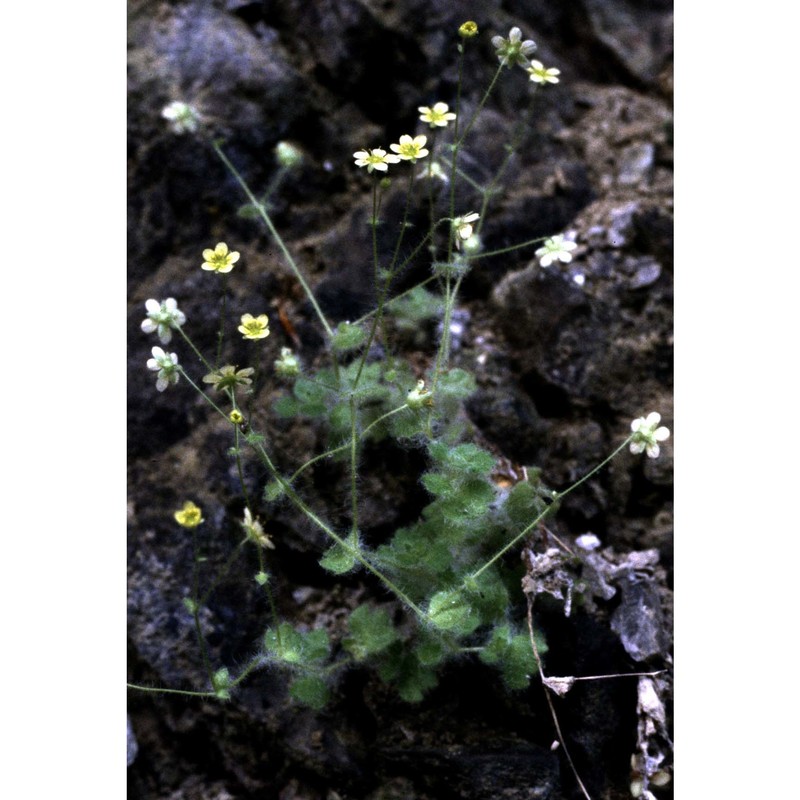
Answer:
[480,625,548,690]
[415,631,447,666]
[438,479,495,523]
[420,471,453,498]
[397,662,438,703]
[263,480,285,503]
[319,541,359,574]
[344,605,399,660]
[292,377,330,416]
[264,624,331,665]
[302,628,331,663]
[387,285,440,330]
[443,443,496,476]
[464,568,509,622]
[436,368,477,401]
[331,321,366,352]
[426,589,479,634]
[378,649,439,703]
[289,675,330,710]
[264,623,304,663]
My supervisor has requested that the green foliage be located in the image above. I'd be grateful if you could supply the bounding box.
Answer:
[480,624,548,690]
[387,285,440,328]
[344,605,399,660]
[289,675,330,710]
[427,588,480,634]
[319,540,360,574]
[274,375,331,418]
[212,668,232,700]
[264,623,331,665]
[331,321,367,352]
[378,646,439,703]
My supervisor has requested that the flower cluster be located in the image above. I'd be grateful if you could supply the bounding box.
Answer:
[238,313,270,340]
[630,413,670,459]
[354,134,430,173]
[419,103,456,129]
[201,242,240,273]
[535,234,577,267]
[141,298,186,344]
[147,347,180,392]
[491,27,537,68]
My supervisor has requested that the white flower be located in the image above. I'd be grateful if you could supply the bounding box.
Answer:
[630,412,670,458]
[406,380,433,409]
[146,346,180,392]
[161,101,201,134]
[527,60,561,85]
[417,160,449,183]
[353,147,401,173]
[241,508,275,549]
[491,27,537,68]
[535,234,577,267]
[452,212,480,243]
[274,141,303,168]
[141,298,186,344]
[460,232,483,255]
[418,102,457,128]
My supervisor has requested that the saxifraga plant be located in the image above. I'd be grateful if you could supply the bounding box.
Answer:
[132,19,670,749]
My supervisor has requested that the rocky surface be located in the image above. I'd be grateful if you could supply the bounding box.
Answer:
[128,2,673,798]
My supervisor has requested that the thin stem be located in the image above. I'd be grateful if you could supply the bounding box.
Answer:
[455,62,505,148]
[555,437,633,504]
[466,234,550,260]
[349,394,359,541]
[127,683,217,698]
[471,436,635,582]
[526,595,593,800]
[190,526,216,687]
[251,440,428,620]
[198,539,248,607]
[212,140,334,338]
[215,278,228,366]
[351,275,438,327]
[176,326,214,373]
[178,369,231,418]
[286,404,409,484]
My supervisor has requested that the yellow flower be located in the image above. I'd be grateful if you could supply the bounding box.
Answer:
[229,409,245,425]
[389,135,429,163]
[238,313,270,340]
[201,242,240,273]
[174,501,204,528]
[459,21,478,38]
